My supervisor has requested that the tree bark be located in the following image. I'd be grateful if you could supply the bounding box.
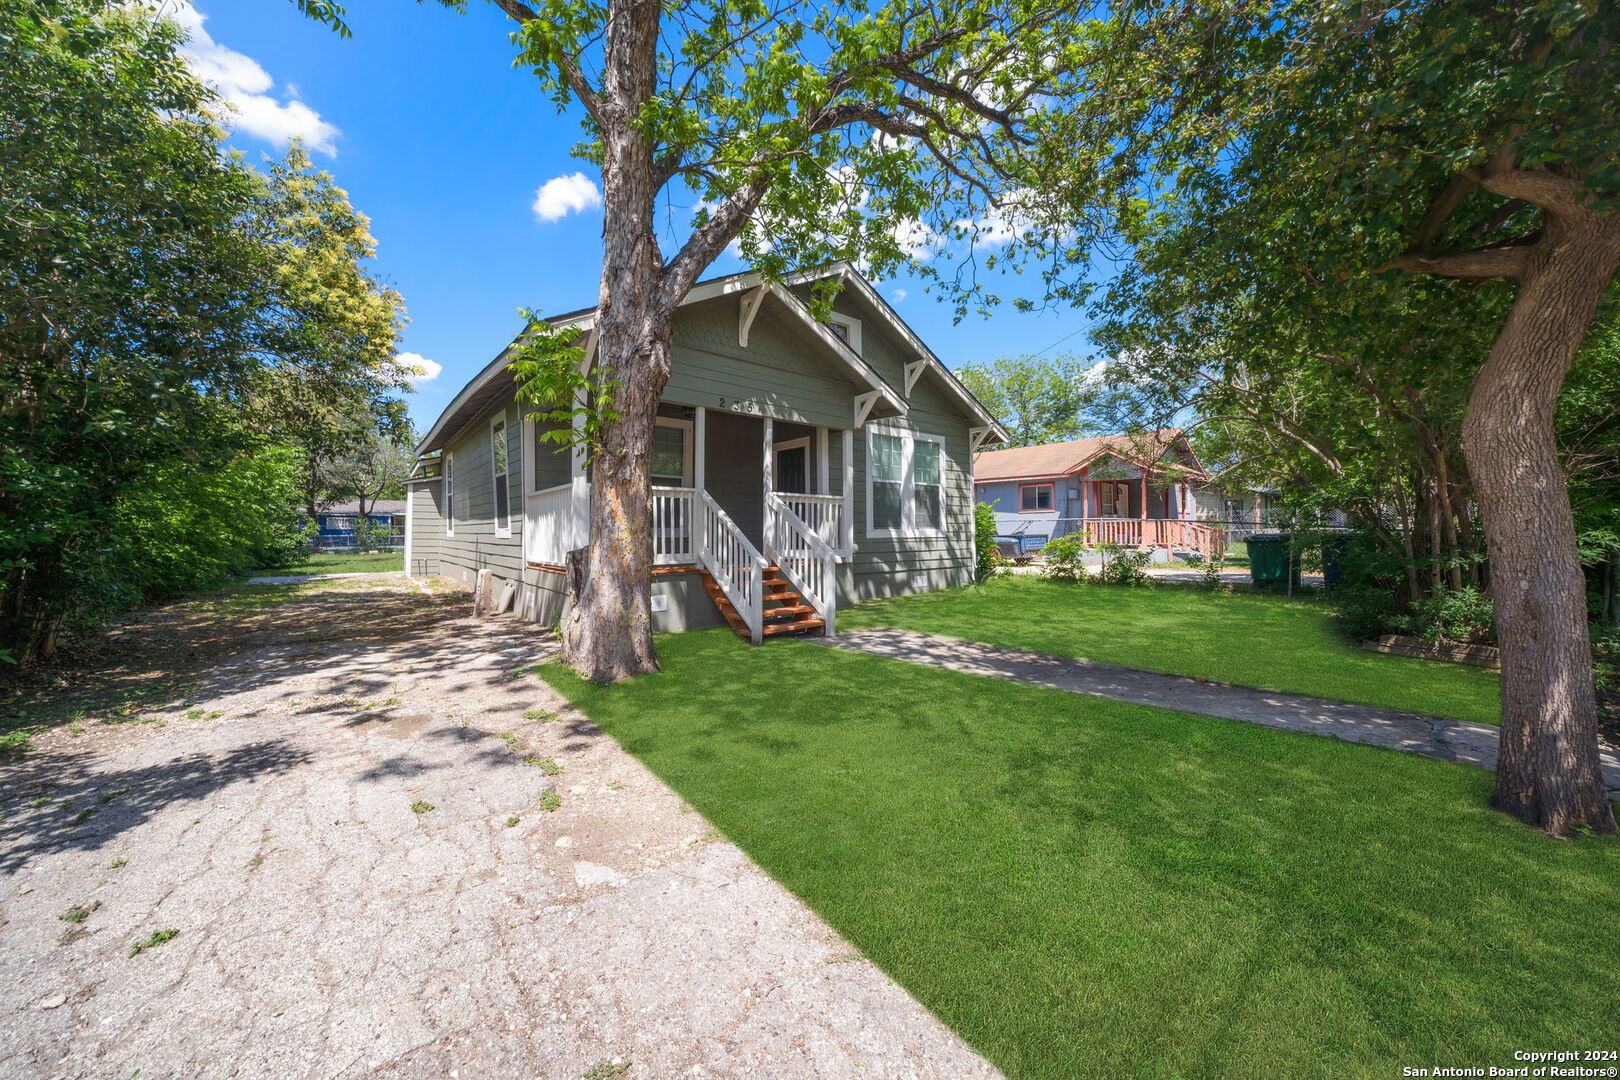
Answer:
[1461,209,1620,835]
[558,0,671,682]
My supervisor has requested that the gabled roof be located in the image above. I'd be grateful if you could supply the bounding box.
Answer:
[415,263,1009,455]
[317,499,407,516]
[973,428,1204,482]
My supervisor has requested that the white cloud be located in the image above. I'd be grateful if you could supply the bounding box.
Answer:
[393,352,442,387]
[891,218,940,260]
[957,190,1038,247]
[890,288,908,303]
[168,2,341,155]
[533,173,602,222]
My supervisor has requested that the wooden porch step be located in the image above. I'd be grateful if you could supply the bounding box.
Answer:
[761,618,825,636]
[697,568,824,642]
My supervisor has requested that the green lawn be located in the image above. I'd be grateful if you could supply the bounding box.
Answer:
[541,632,1617,1080]
[252,550,403,577]
[844,576,1502,725]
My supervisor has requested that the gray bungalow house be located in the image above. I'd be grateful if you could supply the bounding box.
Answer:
[403,264,1008,642]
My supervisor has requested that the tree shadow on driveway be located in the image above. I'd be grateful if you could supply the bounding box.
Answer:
[0,737,313,874]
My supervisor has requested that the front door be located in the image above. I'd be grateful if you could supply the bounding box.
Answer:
[774,439,810,493]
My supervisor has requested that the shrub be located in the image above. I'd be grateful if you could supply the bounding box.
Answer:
[973,503,1000,583]
[1395,585,1496,644]
[1042,534,1090,583]
[1096,544,1152,586]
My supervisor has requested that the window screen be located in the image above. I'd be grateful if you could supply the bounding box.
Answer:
[871,433,904,530]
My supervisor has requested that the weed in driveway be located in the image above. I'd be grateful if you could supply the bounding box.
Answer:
[583,1060,631,1079]
[70,807,98,827]
[59,901,101,923]
[183,708,223,721]
[109,857,128,869]
[523,708,557,722]
[25,797,51,808]
[505,816,520,827]
[538,790,561,813]
[98,788,129,804]
[128,929,178,957]
[103,714,165,727]
[524,756,563,776]
[410,800,435,814]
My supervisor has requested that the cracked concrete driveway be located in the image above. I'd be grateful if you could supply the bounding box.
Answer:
[0,575,998,1080]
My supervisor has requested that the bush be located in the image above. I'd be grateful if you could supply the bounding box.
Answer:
[974,502,1000,583]
[115,441,311,599]
[1096,544,1152,586]
[1042,534,1090,583]
[1395,585,1496,644]
[351,515,397,551]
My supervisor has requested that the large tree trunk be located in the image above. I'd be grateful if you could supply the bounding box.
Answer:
[1461,212,1620,836]
[558,0,671,683]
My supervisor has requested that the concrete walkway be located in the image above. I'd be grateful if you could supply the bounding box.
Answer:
[827,628,1620,797]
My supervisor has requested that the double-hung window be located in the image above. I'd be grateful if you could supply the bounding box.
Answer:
[866,426,946,538]
[491,417,511,537]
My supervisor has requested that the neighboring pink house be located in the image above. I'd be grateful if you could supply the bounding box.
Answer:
[973,429,1223,559]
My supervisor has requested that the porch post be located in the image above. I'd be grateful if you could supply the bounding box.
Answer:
[816,426,829,494]
[403,487,414,578]
[842,428,854,557]
[694,407,707,492]
[569,390,588,551]
[694,406,707,563]
[762,416,773,494]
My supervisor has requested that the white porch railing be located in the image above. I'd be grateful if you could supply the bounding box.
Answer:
[650,486,696,565]
[698,490,765,644]
[764,492,839,636]
[776,492,847,559]
[525,482,841,642]
[524,484,581,566]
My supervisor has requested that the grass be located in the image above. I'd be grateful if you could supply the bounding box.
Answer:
[251,550,403,577]
[844,576,1502,725]
[410,800,435,814]
[540,630,1619,1080]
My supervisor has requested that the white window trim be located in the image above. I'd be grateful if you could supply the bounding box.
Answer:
[772,436,811,491]
[826,313,863,355]
[444,452,455,537]
[1018,483,1055,513]
[651,416,693,487]
[865,424,946,539]
[491,416,512,538]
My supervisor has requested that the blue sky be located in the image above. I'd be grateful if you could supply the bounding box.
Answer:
[179,0,1099,431]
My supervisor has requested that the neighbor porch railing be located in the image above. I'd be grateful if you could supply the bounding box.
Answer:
[997,516,1228,560]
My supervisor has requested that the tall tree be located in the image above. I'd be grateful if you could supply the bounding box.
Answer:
[300,0,1103,682]
[957,354,1110,447]
[1087,0,1619,833]
[246,143,410,519]
[0,0,267,661]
